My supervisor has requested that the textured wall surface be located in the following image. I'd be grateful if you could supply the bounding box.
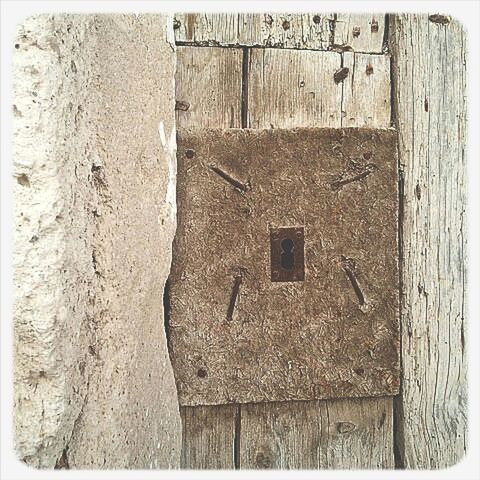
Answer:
[13,14,181,469]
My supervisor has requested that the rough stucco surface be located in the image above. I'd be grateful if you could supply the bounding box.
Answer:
[13,14,181,469]
[170,128,399,406]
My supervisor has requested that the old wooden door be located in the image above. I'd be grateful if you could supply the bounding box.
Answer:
[170,13,466,469]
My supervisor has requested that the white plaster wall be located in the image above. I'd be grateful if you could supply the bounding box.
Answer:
[13,14,181,469]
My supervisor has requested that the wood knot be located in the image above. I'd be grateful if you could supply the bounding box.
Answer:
[255,451,273,468]
[428,14,451,25]
[282,19,290,31]
[175,100,190,111]
[336,421,356,434]
[334,67,349,84]
[371,20,379,32]
[352,26,361,38]
[313,15,322,24]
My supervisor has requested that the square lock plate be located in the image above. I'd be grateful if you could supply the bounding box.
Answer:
[169,128,399,406]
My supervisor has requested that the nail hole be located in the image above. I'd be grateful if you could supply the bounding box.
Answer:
[185,149,195,159]
[197,368,208,378]
[17,174,30,187]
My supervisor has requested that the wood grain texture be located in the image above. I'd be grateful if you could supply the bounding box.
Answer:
[334,14,386,53]
[247,48,342,128]
[390,14,467,468]
[342,52,391,127]
[175,44,242,469]
[240,397,394,469]
[181,405,237,469]
[242,41,395,468]
[174,13,333,50]
[175,14,396,470]
[175,46,242,128]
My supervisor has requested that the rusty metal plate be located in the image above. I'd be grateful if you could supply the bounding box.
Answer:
[169,128,400,406]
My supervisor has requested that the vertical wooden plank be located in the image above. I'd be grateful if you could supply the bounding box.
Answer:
[241,398,393,469]
[174,13,334,50]
[334,14,386,53]
[390,14,467,468]
[247,48,342,128]
[175,46,242,128]
[181,406,237,469]
[342,52,391,127]
[242,44,395,469]
[175,45,242,469]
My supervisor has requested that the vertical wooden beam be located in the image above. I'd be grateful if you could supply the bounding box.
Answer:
[342,52,391,127]
[240,44,395,469]
[390,14,467,468]
[175,46,243,128]
[175,45,242,469]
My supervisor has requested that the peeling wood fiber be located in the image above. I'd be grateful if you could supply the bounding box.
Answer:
[173,13,386,54]
[170,127,400,406]
[390,14,467,469]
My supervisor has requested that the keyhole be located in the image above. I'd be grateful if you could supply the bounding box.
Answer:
[281,238,295,270]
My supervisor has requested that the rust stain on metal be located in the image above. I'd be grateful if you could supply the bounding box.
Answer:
[270,227,305,282]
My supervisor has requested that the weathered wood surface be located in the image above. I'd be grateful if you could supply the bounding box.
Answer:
[342,52,391,127]
[181,405,237,469]
[175,46,243,128]
[175,12,467,470]
[247,48,342,128]
[175,18,395,467]
[334,14,386,53]
[175,46,241,468]
[174,13,333,50]
[240,397,394,469]
[240,44,395,469]
[390,14,467,468]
